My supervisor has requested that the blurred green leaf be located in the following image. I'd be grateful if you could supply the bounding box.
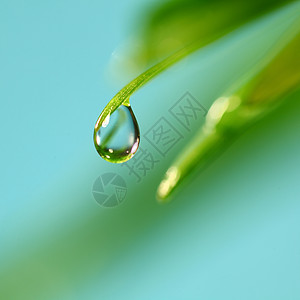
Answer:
[157,19,300,200]
[131,0,292,67]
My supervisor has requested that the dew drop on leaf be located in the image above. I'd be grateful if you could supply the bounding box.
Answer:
[94,103,140,163]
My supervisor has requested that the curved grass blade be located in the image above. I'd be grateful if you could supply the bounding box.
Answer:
[95,0,296,133]
[94,42,200,133]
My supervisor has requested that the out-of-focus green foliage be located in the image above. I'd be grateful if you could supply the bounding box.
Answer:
[158,23,300,200]
[133,0,291,66]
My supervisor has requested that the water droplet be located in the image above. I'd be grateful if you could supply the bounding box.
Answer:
[94,103,140,163]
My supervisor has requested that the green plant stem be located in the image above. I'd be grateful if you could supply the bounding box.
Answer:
[94,42,200,132]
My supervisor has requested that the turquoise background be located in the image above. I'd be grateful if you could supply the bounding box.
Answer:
[1,1,300,299]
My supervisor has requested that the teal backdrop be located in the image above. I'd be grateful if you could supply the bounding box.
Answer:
[1,0,300,299]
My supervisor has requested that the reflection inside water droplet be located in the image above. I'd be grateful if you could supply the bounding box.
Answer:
[94,104,140,163]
